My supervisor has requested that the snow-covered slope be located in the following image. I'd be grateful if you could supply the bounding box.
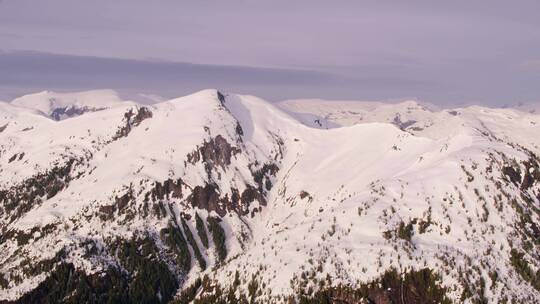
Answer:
[511,101,540,115]
[10,90,131,121]
[1,90,540,303]
[278,98,540,153]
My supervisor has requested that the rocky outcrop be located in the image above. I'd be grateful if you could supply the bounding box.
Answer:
[187,135,241,171]
[112,106,153,140]
[188,183,227,216]
[50,106,106,121]
[146,178,184,202]
[185,134,276,217]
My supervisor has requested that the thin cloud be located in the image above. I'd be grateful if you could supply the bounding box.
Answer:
[518,60,540,71]
[0,50,344,102]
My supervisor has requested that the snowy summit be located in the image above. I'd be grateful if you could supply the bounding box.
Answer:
[1,89,540,303]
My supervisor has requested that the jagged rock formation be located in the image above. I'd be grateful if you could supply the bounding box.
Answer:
[1,90,540,303]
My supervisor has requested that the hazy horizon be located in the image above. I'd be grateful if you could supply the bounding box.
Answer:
[1,0,540,106]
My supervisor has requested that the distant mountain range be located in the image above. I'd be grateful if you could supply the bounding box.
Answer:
[1,89,540,303]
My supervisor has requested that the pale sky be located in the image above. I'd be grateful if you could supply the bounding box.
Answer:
[1,0,539,105]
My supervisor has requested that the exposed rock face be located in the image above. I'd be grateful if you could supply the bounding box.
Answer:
[188,183,225,216]
[185,134,275,216]
[50,106,106,121]
[188,135,241,170]
[147,179,184,201]
[392,114,417,130]
[252,163,279,193]
[112,106,153,140]
[503,165,522,186]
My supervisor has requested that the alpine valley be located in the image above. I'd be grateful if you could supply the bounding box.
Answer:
[1,89,540,303]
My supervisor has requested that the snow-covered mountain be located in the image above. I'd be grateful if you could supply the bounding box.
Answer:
[510,102,540,115]
[10,90,131,121]
[1,90,540,303]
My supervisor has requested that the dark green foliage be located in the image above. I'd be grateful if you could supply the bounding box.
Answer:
[382,230,393,240]
[128,259,177,304]
[511,197,540,245]
[252,163,279,193]
[152,201,168,219]
[0,159,77,222]
[160,223,192,273]
[174,277,202,304]
[181,217,207,270]
[12,263,130,304]
[510,249,540,291]
[20,249,66,278]
[0,273,9,289]
[235,121,244,136]
[418,219,431,234]
[6,224,59,247]
[187,268,449,304]
[298,268,451,304]
[383,221,415,242]
[195,212,209,248]
[418,207,432,234]
[35,237,178,304]
[398,221,414,241]
[15,229,33,246]
[16,237,178,304]
[232,271,241,290]
[247,276,259,300]
[460,281,473,301]
[207,216,227,262]
[112,236,179,303]
[187,275,250,304]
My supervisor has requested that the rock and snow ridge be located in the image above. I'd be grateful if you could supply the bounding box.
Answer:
[0,89,540,303]
[10,90,131,121]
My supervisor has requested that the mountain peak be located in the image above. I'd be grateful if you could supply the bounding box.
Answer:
[11,89,131,120]
[1,90,540,303]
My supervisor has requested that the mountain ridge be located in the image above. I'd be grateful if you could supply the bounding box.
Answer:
[1,89,540,303]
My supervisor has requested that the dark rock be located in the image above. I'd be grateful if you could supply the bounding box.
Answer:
[189,183,225,216]
[241,185,265,208]
[112,106,153,140]
[235,121,244,137]
[217,90,226,105]
[8,154,17,163]
[299,190,310,199]
[252,163,279,193]
[187,135,241,178]
[392,114,417,130]
[98,205,116,220]
[149,178,183,202]
[116,190,133,211]
[50,106,106,121]
[503,166,522,186]
[521,158,540,190]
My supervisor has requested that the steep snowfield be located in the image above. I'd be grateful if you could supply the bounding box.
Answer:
[1,90,540,303]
